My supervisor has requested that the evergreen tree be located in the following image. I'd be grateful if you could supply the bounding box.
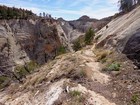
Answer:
[7,7,14,19]
[84,28,95,45]
[0,5,34,19]
[73,39,82,51]
[119,0,133,12]
[43,12,46,17]
[39,13,42,17]
[119,0,140,12]
[138,0,140,4]
[1,8,7,19]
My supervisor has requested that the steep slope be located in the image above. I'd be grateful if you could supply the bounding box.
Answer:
[1,42,140,105]
[0,12,110,74]
[0,46,119,105]
[0,19,63,81]
[96,5,140,67]
[0,14,110,87]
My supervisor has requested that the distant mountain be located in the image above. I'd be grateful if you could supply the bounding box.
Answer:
[67,15,111,33]
[77,15,99,22]
[57,15,112,45]
[57,17,66,21]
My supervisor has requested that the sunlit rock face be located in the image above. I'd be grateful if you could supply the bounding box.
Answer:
[0,19,61,76]
[96,6,140,67]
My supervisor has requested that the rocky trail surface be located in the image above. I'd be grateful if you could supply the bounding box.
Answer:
[0,46,119,105]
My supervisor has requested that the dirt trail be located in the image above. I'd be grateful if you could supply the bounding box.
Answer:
[0,46,117,105]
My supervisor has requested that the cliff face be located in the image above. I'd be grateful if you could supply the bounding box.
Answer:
[0,15,111,78]
[58,19,84,43]
[0,16,106,78]
[0,19,61,77]
[96,5,140,67]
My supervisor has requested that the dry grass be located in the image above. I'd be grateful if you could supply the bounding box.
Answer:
[54,89,87,105]
[22,60,56,90]
[22,54,77,90]
[95,49,112,62]
[67,90,87,105]
[93,48,123,73]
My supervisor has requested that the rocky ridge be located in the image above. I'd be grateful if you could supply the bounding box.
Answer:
[0,46,118,105]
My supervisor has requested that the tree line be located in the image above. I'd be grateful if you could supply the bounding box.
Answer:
[39,12,52,18]
[119,0,140,12]
[0,5,35,19]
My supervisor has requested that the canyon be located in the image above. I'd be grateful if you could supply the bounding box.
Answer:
[0,5,140,105]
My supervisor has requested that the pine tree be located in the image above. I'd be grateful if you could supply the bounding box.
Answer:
[84,28,95,45]
[39,13,42,17]
[1,8,7,19]
[43,12,46,17]
[119,0,140,12]
[7,7,14,19]
[119,0,133,12]
[138,0,140,4]
[0,5,34,19]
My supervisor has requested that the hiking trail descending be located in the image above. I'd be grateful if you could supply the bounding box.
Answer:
[0,46,117,105]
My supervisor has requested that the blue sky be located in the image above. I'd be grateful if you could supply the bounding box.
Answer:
[0,0,119,20]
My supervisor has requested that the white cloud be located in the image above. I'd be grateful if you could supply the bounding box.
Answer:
[0,0,119,20]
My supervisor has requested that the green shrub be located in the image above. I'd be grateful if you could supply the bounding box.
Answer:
[79,69,87,78]
[71,69,87,80]
[84,28,95,45]
[131,95,138,103]
[0,76,7,84]
[69,90,81,97]
[73,35,85,51]
[131,93,140,105]
[104,63,121,71]
[101,58,107,63]
[57,46,66,55]
[108,63,120,71]
[69,90,86,104]
[15,61,39,78]
[0,76,10,89]
[73,40,82,51]
[27,61,39,72]
[15,66,28,78]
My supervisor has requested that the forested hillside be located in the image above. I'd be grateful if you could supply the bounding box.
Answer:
[0,5,35,19]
